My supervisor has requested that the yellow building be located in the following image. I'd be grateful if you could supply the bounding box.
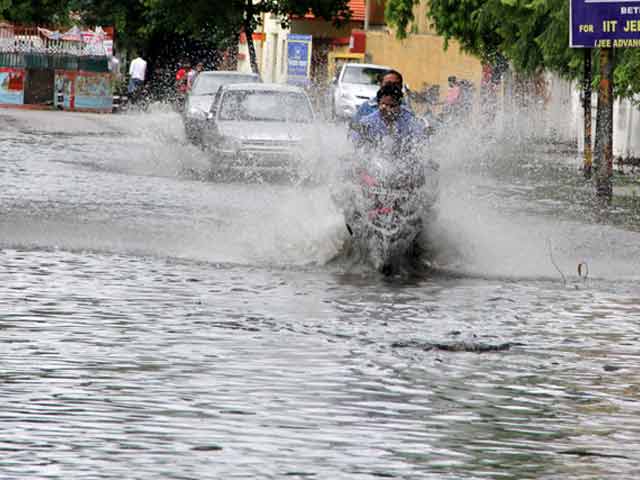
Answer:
[364,1,483,104]
[244,0,483,109]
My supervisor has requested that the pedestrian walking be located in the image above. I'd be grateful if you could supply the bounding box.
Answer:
[128,52,147,104]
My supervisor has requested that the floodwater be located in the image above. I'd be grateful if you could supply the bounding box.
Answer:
[1,108,639,479]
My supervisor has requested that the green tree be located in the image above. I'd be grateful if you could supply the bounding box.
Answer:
[384,0,639,98]
[614,48,640,105]
[1,0,69,25]
[143,0,351,73]
[68,0,148,53]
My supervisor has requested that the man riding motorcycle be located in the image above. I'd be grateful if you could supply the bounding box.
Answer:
[339,84,436,272]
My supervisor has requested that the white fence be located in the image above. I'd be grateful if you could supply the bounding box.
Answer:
[0,26,107,57]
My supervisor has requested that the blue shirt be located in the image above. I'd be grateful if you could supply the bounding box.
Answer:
[351,108,427,155]
[351,95,411,126]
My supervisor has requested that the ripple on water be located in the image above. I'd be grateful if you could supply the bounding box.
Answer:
[3,113,640,478]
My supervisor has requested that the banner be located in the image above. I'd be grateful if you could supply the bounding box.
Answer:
[287,34,312,85]
[75,72,112,109]
[0,68,24,105]
[571,0,640,47]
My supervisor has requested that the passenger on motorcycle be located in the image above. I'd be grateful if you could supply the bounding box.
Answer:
[350,70,411,135]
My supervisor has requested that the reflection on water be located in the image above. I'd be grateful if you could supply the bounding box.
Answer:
[1,109,640,479]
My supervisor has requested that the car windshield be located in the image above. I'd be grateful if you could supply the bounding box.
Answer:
[191,74,259,95]
[218,91,313,123]
[342,66,388,85]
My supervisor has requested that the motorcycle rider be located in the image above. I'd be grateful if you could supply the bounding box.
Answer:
[341,84,431,241]
[351,84,427,156]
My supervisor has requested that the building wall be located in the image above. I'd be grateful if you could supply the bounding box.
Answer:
[250,15,365,85]
[614,97,640,158]
[237,14,289,82]
[289,19,361,38]
[365,30,482,100]
[573,90,640,158]
[259,14,289,83]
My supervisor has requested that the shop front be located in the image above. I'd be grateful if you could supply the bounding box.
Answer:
[0,24,113,112]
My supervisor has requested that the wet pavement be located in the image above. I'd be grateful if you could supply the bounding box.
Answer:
[1,108,640,479]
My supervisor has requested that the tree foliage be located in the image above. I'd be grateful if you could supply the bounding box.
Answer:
[1,0,351,66]
[384,0,418,38]
[384,0,640,99]
[141,0,350,45]
[385,0,577,72]
[69,0,148,51]
[1,0,69,25]
[614,48,640,103]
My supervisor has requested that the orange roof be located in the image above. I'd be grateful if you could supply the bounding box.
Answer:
[349,0,366,22]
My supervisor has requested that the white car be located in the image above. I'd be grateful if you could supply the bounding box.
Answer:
[202,83,317,178]
[183,71,260,143]
[331,63,391,120]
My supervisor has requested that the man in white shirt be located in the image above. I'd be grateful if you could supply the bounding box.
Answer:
[128,53,147,97]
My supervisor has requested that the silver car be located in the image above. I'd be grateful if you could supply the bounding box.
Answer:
[331,63,391,120]
[183,71,260,143]
[202,83,316,178]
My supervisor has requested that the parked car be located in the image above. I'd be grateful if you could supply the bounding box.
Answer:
[331,62,391,120]
[202,83,316,179]
[183,71,261,143]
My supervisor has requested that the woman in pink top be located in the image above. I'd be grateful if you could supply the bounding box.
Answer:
[445,76,461,105]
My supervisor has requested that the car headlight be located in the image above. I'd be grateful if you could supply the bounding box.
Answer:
[188,106,206,118]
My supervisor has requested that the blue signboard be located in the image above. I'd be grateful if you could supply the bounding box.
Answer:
[287,34,312,85]
[571,0,640,47]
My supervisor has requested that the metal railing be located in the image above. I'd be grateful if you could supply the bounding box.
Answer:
[0,25,107,57]
[0,25,109,72]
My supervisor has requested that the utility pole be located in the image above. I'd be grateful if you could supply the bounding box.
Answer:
[364,0,370,31]
[594,47,614,200]
[583,48,592,178]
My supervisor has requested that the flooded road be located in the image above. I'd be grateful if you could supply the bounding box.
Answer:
[1,109,639,479]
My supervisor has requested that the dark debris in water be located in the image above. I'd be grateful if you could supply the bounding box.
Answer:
[191,445,223,452]
[219,409,256,415]
[603,364,623,372]
[558,449,629,459]
[392,340,523,353]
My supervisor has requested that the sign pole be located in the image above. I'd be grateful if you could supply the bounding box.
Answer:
[570,0,640,199]
[583,48,593,178]
[595,47,614,200]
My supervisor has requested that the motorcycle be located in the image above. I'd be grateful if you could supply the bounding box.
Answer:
[340,152,439,274]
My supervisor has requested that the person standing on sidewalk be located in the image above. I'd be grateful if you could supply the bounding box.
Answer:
[128,53,147,103]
